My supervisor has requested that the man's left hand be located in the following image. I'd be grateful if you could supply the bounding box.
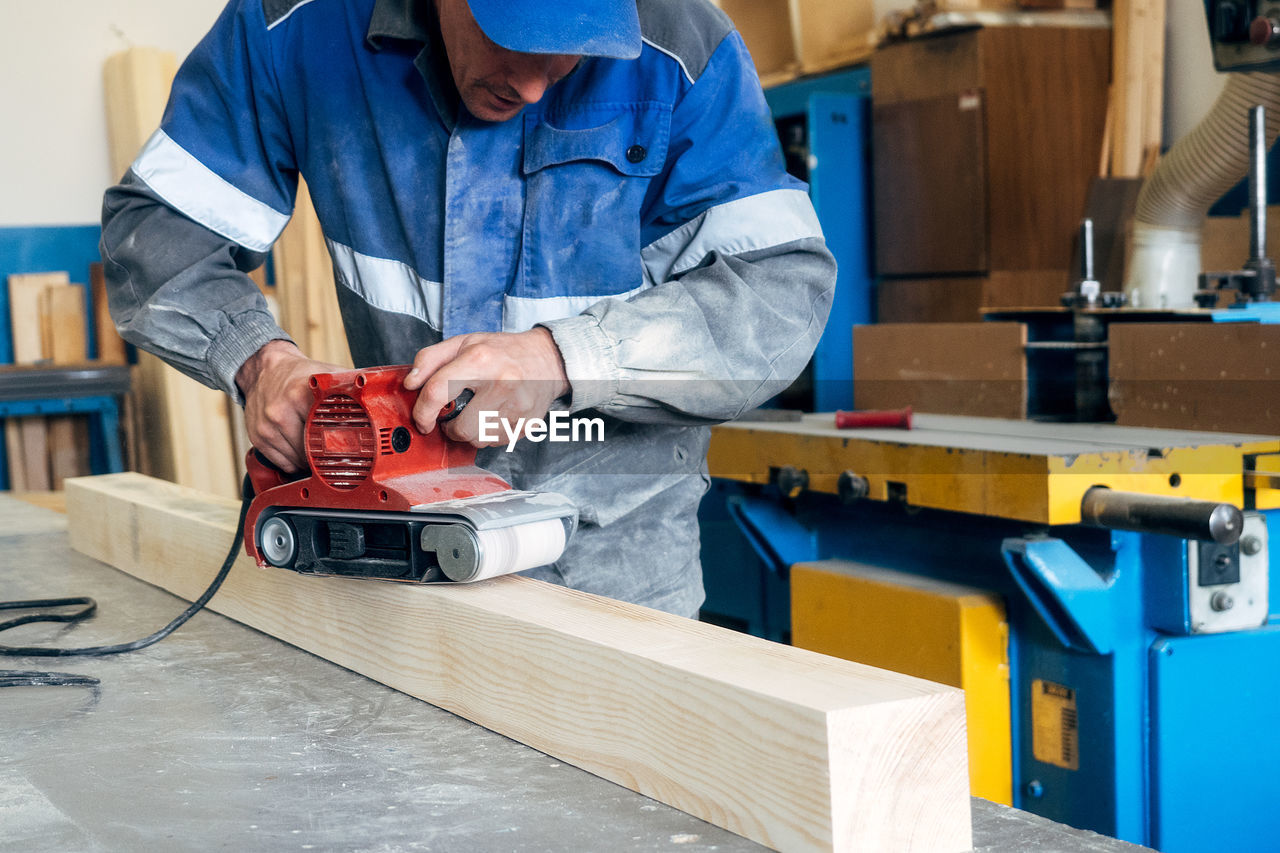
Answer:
[403,327,571,446]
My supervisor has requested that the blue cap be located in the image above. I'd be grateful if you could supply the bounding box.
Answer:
[466,0,642,60]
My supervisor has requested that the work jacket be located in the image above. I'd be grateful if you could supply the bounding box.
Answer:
[100,0,836,616]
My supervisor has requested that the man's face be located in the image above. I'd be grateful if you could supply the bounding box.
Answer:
[436,0,581,122]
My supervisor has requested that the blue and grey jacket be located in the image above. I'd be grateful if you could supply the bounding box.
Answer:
[100,0,836,616]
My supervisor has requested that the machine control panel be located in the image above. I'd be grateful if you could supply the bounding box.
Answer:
[1188,512,1269,632]
[1209,0,1280,70]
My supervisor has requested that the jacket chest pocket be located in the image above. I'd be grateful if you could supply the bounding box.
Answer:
[519,103,670,304]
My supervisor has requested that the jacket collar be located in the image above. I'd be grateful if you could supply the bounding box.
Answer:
[367,0,460,129]
[366,0,431,48]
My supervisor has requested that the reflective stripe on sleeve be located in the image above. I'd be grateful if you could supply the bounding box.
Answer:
[640,188,824,286]
[131,129,290,254]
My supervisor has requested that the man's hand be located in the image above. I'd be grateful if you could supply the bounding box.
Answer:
[404,327,570,446]
[236,340,344,473]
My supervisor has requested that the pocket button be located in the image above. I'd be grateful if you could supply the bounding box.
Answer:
[626,144,647,164]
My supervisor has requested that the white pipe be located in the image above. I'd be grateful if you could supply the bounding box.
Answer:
[1124,72,1280,308]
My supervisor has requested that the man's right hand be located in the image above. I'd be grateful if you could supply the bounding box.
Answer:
[236,340,343,473]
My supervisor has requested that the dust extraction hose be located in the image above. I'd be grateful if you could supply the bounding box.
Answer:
[1125,72,1280,308]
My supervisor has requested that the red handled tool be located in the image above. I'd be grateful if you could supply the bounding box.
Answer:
[834,407,913,430]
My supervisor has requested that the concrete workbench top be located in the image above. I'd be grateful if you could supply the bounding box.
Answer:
[0,496,1150,852]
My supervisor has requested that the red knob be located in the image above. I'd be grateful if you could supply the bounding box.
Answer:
[1250,15,1280,46]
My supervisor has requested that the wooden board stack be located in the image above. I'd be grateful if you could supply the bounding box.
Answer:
[67,473,973,853]
[5,271,92,490]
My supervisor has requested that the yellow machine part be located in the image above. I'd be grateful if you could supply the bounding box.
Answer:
[791,559,1012,805]
[1248,452,1280,510]
[708,415,1280,525]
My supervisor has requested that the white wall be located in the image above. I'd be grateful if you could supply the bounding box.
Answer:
[0,0,228,227]
[0,1,1237,228]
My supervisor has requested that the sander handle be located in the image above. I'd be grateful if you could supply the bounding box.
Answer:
[245,448,305,498]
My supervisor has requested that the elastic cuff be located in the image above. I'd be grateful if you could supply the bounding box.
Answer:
[539,314,619,413]
[206,312,293,404]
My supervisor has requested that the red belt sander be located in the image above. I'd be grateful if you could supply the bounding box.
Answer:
[244,365,577,584]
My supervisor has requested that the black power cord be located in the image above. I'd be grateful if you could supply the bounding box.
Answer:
[0,490,251,690]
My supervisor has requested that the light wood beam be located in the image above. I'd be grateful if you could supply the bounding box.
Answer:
[66,472,971,853]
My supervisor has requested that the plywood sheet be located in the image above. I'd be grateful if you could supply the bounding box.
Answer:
[8,271,68,364]
[40,284,87,365]
[854,322,1027,418]
[18,417,51,492]
[1108,323,1280,435]
[90,262,128,364]
[67,473,972,853]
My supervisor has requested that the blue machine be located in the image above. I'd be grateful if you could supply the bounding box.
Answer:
[764,67,874,412]
[699,415,1280,852]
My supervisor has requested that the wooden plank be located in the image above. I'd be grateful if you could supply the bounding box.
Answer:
[872,33,982,103]
[272,178,352,368]
[872,93,988,276]
[875,272,1067,323]
[1139,0,1165,171]
[47,416,91,490]
[66,473,972,853]
[8,271,69,364]
[102,47,177,179]
[1109,323,1280,435]
[1077,178,1144,295]
[18,417,51,492]
[5,420,28,491]
[872,27,1110,304]
[1108,0,1163,177]
[90,262,128,364]
[39,284,87,365]
[980,27,1111,272]
[12,489,67,513]
[853,322,1027,418]
[104,47,241,498]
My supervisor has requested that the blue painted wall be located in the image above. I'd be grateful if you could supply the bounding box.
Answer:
[0,224,102,363]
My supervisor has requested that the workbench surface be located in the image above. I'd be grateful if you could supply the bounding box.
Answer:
[1,497,1149,852]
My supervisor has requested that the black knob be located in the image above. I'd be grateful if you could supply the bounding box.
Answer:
[837,470,869,504]
[773,466,809,498]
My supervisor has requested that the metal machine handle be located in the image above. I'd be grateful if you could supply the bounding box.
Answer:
[1079,487,1244,544]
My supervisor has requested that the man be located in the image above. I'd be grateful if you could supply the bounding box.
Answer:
[100,0,836,617]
